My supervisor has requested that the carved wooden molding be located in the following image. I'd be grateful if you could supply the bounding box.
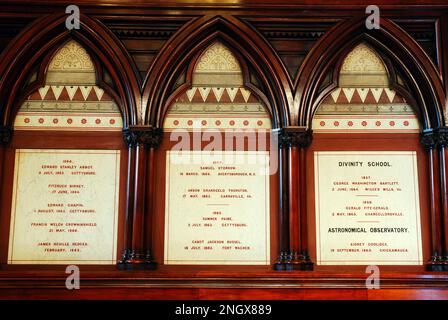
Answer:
[279,127,312,149]
[142,15,292,128]
[295,17,446,130]
[0,126,12,145]
[0,13,140,129]
[123,126,163,148]
[421,127,448,150]
[420,126,448,271]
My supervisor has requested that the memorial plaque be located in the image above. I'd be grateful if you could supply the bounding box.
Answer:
[314,151,423,265]
[164,150,270,265]
[8,149,120,264]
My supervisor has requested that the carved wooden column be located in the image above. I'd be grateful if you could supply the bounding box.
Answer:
[274,127,313,271]
[118,134,136,270]
[296,129,313,270]
[287,127,313,270]
[118,126,162,270]
[274,128,291,270]
[435,128,448,270]
[421,129,446,271]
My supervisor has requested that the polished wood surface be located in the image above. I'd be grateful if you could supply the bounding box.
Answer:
[0,0,447,299]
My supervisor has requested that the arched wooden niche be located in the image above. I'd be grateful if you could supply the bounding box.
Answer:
[164,42,271,131]
[152,42,278,268]
[307,43,429,271]
[313,43,419,133]
[0,40,126,266]
[14,41,123,131]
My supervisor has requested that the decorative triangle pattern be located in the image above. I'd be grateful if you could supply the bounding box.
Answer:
[26,85,113,102]
[324,88,407,105]
[174,87,256,104]
[38,86,50,100]
[198,87,211,102]
[51,86,64,100]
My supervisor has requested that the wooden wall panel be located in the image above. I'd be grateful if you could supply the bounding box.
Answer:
[0,0,447,300]
[102,17,194,80]
[242,19,339,79]
[0,17,35,55]
[392,18,439,68]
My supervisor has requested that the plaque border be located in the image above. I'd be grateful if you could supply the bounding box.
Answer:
[7,149,121,264]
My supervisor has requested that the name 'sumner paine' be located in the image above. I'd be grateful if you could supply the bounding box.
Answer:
[338,161,392,167]
[328,227,408,233]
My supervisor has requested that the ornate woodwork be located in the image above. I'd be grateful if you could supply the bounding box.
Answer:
[0,0,447,299]
[119,126,162,270]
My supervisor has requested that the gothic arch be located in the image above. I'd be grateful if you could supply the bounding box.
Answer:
[142,15,292,129]
[163,41,273,131]
[312,42,420,133]
[0,13,140,129]
[295,17,446,131]
[13,40,124,131]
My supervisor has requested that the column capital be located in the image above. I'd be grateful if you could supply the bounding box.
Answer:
[123,126,163,148]
[421,127,448,150]
[279,127,312,149]
[0,126,12,146]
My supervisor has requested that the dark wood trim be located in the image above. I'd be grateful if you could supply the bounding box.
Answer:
[119,126,162,270]
[441,147,448,259]
[421,128,448,270]
[440,14,448,100]
[296,17,446,130]
[0,1,447,299]
[0,13,140,128]
[143,15,292,128]
[145,147,156,262]
[118,145,135,266]
[289,146,299,256]
[427,148,443,265]
[0,270,448,300]
[2,0,448,10]
[276,127,313,270]
[299,145,312,268]
[424,132,443,269]
[131,145,147,255]
[273,137,290,270]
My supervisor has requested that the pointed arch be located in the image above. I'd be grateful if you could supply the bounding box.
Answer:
[312,42,420,133]
[142,15,292,129]
[13,40,123,131]
[295,17,446,131]
[0,13,141,129]
[163,41,272,131]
